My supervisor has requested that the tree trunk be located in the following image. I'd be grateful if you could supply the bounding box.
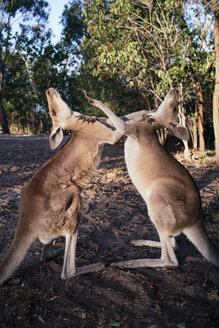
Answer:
[179,83,191,159]
[149,69,159,108]
[213,16,219,165]
[0,98,9,133]
[0,51,9,133]
[193,104,198,150]
[196,81,205,153]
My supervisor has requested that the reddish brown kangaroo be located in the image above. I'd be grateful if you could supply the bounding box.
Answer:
[0,88,120,285]
[0,88,150,285]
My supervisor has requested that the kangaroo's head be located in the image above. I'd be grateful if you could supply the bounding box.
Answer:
[46,88,75,150]
[147,89,190,141]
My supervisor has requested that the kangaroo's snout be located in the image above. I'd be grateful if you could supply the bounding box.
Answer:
[46,88,60,98]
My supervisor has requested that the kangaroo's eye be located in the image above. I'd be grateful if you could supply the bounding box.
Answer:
[52,109,56,116]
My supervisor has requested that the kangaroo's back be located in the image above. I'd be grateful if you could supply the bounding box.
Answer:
[0,87,124,285]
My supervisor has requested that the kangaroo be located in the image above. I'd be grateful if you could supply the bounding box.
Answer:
[85,89,219,268]
[0,88,150,285]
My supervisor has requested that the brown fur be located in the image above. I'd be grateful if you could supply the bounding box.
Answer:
[0,88,149,285]
[0,88,122,285]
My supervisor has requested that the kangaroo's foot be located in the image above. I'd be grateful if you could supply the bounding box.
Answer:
[111,258,178,269]
[61,262,106,279]
[130,237,179,251]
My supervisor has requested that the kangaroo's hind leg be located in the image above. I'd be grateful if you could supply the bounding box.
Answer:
[111,231,179,269]
[61,230,106,279]
[61,231,78,279]
[131,236,179,250]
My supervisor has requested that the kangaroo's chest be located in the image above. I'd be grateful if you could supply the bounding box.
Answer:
[124,137,151,197]
[124,137,139,169]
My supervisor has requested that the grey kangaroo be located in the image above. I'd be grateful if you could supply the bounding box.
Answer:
[85,89,219,268]
[0,88,150,285]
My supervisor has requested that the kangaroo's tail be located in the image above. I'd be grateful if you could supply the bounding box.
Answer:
[183,220,219,266]
[0,226,36,285]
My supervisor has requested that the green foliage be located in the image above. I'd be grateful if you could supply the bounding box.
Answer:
[61,0,86,47]
[0,0,217,144]
[0,0,52,133]
[82,0,143,83]
[80,0,215,112]
[0,0,49,18]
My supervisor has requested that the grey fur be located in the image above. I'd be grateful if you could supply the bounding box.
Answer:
[87,89,219,269]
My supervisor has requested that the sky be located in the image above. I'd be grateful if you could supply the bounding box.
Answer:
[47,0,70,44]
[11,0,70,45]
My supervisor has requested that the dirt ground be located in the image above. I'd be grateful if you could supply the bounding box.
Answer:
[0,134,218,328]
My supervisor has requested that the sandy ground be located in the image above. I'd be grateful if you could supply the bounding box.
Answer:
[0,134,218,328]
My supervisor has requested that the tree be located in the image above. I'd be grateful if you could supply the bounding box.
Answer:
[80,0,218,156]
[0,0,49,133]
[213,13,219,164]
[0,46,9,132]
[82,0,186,103]
[185,0,219,160]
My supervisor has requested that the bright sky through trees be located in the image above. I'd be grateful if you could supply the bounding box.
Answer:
[47,0,69,43]
[11,0,69,44]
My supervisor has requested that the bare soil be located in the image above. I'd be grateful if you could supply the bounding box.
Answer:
[0,134,218,328]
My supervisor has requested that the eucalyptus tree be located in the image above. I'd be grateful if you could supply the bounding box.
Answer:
[81,0,149,110]
[59,0,144,114]
[0,0,49,133]
[81,0,217,154]
[3,31,61,133]
[184,0,218,158]
[81,0,190,106]
[214,12,219,164]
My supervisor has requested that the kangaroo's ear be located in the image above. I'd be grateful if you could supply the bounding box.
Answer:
[49,126,64,150]
[169,123,190,141]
